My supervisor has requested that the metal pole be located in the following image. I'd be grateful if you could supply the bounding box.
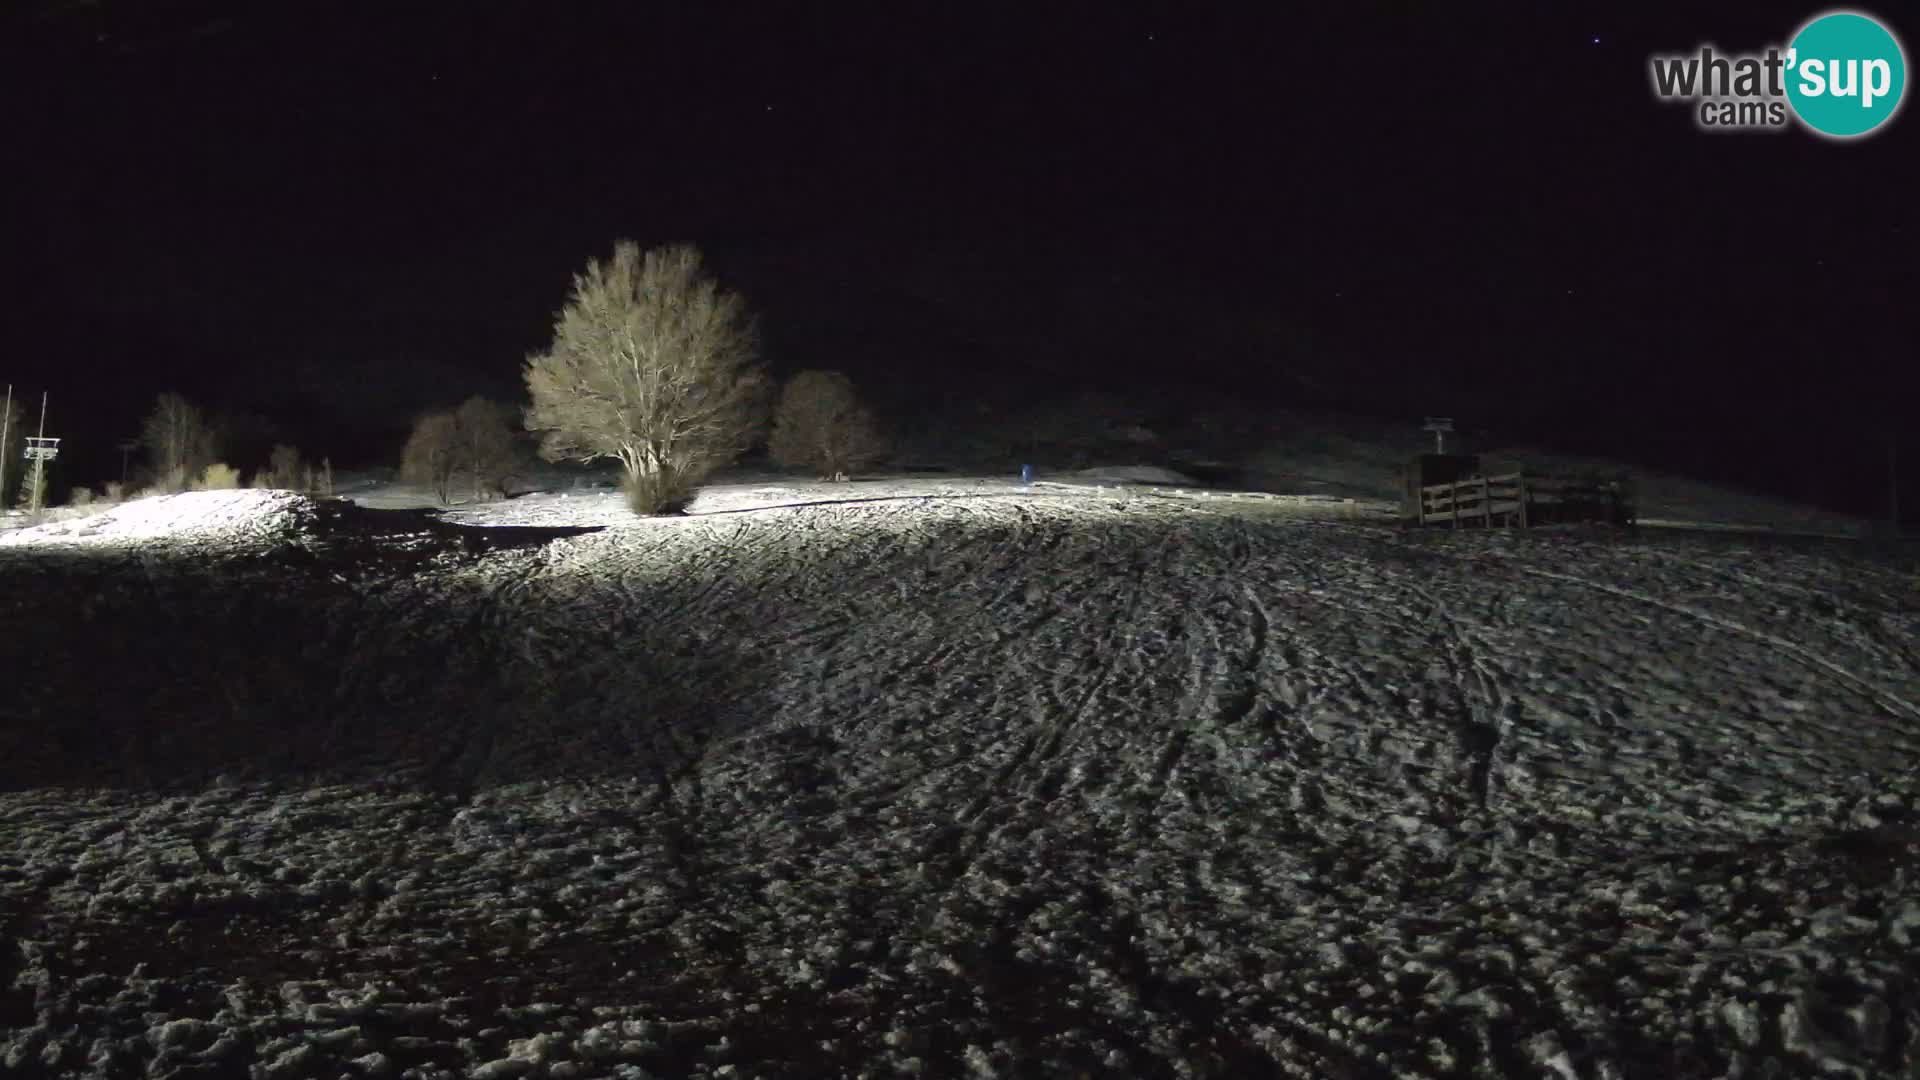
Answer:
[30,392,47,512]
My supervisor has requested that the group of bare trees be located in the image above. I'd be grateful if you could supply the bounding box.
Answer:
[135,392,330,496]
[400,396,518,504]
[42,243,886,518]
[408,235,886,513]
[522,241,886,513]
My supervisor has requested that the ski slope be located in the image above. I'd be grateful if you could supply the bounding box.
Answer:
[1,484,1917,1078]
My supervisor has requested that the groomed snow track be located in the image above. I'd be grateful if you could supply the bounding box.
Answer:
[2,488,1918,1078]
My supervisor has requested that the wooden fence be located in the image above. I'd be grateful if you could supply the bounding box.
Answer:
[1418,471,1634,528]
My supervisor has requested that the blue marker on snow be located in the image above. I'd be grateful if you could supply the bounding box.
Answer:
[1021,464,1033,485]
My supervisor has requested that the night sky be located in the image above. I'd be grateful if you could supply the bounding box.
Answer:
[3,1,1913,514]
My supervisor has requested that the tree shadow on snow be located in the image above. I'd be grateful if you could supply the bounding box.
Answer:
[688,489,1084,516]
[0,503,1277,796]
[320,501,608,554]
[0,512,646,796]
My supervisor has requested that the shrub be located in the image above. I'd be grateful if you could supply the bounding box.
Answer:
[155,464,190,495]
[768,370,887,480]
[523,241,766,514]
[267,444,304,489]
[68,487,96,508]
[102,481,126,504]
[195,462,242,490]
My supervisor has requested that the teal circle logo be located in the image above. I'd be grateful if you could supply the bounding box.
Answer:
[1786,11,1907,137]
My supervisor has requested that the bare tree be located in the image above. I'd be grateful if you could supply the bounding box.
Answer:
[400,412,461,504]
[524,241,767,514]
[141,392,218,492]
[0,395,22,509]
[769,370,887,480]
[455,396,518,499]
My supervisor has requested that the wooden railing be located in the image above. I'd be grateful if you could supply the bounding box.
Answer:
[1420,472,1633,528]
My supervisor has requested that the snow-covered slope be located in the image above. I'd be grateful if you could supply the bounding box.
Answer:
[0,490,317,549]
[1231,407,1879,538]
[1,485,1916,1078]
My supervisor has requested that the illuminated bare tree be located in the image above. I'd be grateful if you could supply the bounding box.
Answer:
[769,370,887,480]
[523,242,767,514]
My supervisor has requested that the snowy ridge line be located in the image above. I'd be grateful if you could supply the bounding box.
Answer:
[1636,517,1869,540]
[1517,564,1920,726]
[679,489,1091,516]
[1031,478,1387,508]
